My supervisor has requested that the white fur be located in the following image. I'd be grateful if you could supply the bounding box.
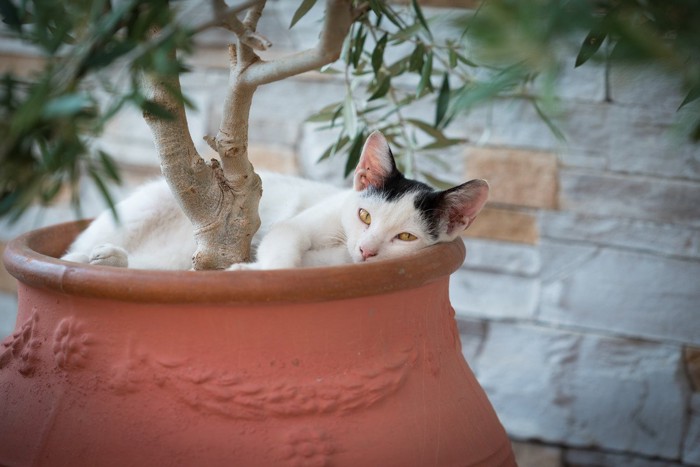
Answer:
[63,131,488,270]
[62,172,442,270]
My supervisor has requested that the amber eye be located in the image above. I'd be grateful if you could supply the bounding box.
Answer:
[397,232,418,241]
[358,208,371,225]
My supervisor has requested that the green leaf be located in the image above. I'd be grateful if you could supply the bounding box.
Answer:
[306,102,342,123]
[448,49,458,69]
[389,22,422,43]
[350,24,366,68]
[575,28,607,67]
[290,0,317,28]
[377,3,402,29]
[420,138,465,150]
[85,40,136,71]
[387,55,411,75]
[140,99,174,120]
[416,51,433,96]
[89,166,119,222]
[98,150,122,183]
[343,94,357,136]
[692,122,700,143]
[344,131,366,177]
[317,135,349,162]
[406,118,447,141]
[411,0,432,39]
[0,0,22,32]
[532,101,566,142]
[451,66,523,114]
[455,51,478,67]
[371,33,388,75]
[679,84,700,110]
[409,43,425,72]
[435,73,450,128]
[368,74,391,101]
[42,94,93,119]
[368,0,382,17]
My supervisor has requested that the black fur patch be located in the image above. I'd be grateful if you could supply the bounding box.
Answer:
[363,172,444,240]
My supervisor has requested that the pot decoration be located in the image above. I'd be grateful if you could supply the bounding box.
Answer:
[0,220,516,466]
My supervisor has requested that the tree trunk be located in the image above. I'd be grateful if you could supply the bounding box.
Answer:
[144,0,358,270]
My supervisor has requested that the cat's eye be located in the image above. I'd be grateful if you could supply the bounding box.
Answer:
[397,232,417,241]
[358,208,371,225]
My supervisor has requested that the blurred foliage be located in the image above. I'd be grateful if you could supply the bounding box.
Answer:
[1,0,698,221]
[0,0,193,221]
[306,0,699,184]
[464,0,700,138]
[305,0,493,185]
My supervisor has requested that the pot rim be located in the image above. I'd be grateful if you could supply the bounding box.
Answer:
[2,220,466,304]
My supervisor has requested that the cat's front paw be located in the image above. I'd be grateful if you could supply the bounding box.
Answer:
[226,262,261,271]
[89,244,129,267]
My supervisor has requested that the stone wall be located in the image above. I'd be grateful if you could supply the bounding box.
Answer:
[1,2,699,465]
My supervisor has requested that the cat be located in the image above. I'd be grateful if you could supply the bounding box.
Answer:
[62,131,489,270]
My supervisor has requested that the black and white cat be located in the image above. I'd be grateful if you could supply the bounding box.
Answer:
[62,131,488,270]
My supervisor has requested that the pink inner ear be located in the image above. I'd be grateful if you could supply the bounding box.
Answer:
[353,131,394,191]
[444,180,489,234]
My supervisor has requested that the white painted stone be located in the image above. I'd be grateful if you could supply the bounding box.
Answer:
[511,441,563,467]
[684,393,700,466]
[540,211,700,260]
[551,54,607,102]
[559,169,700,228]
[464,239,541,276]
[452,99,563,152]
[557,147,609,171]
[609,63,686,113]
[537,240,599,284]
[465,322,688,459]
[239,78,346,147]
[539,246,700,345]
[566,448,687,467]
[0,293,18,340]
[557,100,615,160]
[455,318,487,365]
[450,268,540,320]
[556,99,700,180]
[605,104,700,181]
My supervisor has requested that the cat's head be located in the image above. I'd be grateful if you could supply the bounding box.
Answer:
[342,131,489,263]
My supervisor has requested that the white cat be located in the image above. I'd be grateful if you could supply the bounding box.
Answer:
[62,131,489,270]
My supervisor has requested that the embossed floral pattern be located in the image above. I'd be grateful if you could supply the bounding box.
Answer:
[108,341,418,420]
[53,318,92,369]
[0,308,42,375]
[282,427,335,467]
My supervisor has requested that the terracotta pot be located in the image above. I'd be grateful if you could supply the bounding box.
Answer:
[0,220,516,467]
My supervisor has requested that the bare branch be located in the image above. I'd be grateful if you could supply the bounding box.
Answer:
[243,0,266,30]
[210,0,271,51]
[192,0,265,35]
[242,0,356,86]
[144,43,261,270]
[143,69,217,228]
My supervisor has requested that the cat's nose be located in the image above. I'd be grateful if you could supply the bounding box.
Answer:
[360,246,377,260]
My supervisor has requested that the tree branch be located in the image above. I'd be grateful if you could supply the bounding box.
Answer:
[243,0,266,30]
[242,0,357,86]
[192,0,265,35]
[146,0,361,270]
[144,28,262,269]
[211,0,271,51]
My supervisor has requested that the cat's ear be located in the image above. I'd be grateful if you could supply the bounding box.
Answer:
[439,179,489,236]
[353,131,397,191]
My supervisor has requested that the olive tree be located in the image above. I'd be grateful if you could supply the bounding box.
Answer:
[1,0,697,269]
